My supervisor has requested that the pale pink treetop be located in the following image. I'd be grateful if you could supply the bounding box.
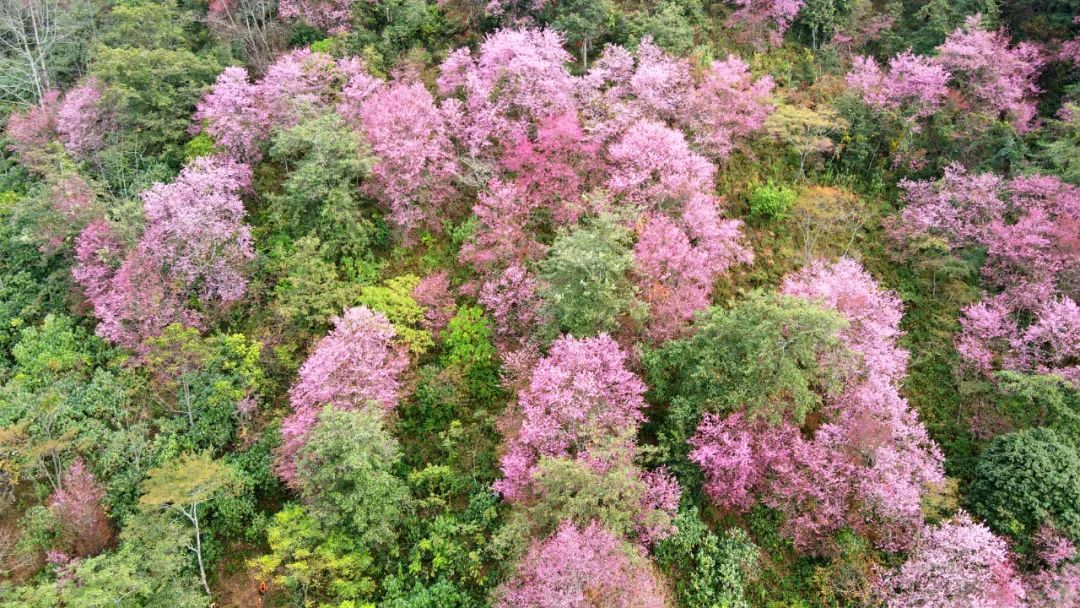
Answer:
[278,0,361,34]
[819,376,944,550]
[56,79,112,160]
[5,90,60,173]
[276,306,408,485]
[632,204,752,341]
[726,0,806,50]
[606,119,716,210]
[781,257,909,383]
[877,512,1026,608]
[336,56,383,125]
[412,271,456,338]
[690,411,857,552]
[846,51,950,121]
[193,66,268,163]
[138,155,254,305]
[575,40,693,144]
[196,53,382,161]
[360,81,458,239]
[628,38,692,122]
[257,49,357,128]
[459,179,547,274]
[495,520,669,608]
[73,228,200,349]
[936,14,1043,132]
[494,334,647,501]
[898,164,1008,247]
[1011,296,1080,384]
[1025,564,1080,608]
[50,458,111,558]
[437,28,576,158]
[685,55,775,160]
[478,264,547,353]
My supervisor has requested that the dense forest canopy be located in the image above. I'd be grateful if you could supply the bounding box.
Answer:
[0,0,1079,606]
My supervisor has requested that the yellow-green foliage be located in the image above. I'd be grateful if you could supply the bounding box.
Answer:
[359,275,434,356]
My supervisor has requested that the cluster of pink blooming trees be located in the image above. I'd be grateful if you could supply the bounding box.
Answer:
[690,258,944,553]
[846,14,1044,167]
[896,165,1080,384]
[73,156,254,349]
[8,10,1074,602]
[440,33,764,345]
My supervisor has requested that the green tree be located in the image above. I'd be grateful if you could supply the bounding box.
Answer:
[139,453,240,596]
[549,0,610,69]
[268,112,379,266]
[970,427,1080,542]
[441,306,501,406]
[295,407,412,549]
[0,315,110,492]
[140,325,263,453]
[627,1,699,55]
[91,42,221,164]
[539,215,640,338]
[996,372,1080,444]
[250,505,376,607]
[764,103,847,178]
[645,291,849,476]
[1,512,209,607]
[269,236,363,335]
[359,275,433,356]
[655,507,759,608]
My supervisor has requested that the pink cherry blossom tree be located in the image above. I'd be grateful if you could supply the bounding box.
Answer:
[437,28,576,158]
[193,66,268,163]
[459,179,547,274]
[495,520,669,608]
[478,264,547,353]
[499,110,601,225]
[684,55,775,161]
[606,119,716,210]
[5,90,59,173]
[897,167,1080,381]
[278,0,358,34]
[726,0,805,50]
[71,239,177,351]
[138,155,254,305]
[412,271,456,338]
[632,205,752,341]
[936,14,1043,132]
[276,306,408,485]
[49,458,111,558]
[494,333,647,502]
[877,512,1026,608]
[56,79,112,160]
[359,81,458,240]
[846,51,950,121]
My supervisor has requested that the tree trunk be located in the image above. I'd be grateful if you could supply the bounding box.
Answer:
[185,502,212,597]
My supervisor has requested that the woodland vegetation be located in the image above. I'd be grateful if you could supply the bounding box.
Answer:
[0,0,1079,606]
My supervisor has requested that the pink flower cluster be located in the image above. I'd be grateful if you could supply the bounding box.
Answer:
[878,513,1025,608]
[276,306,408,486]
[847,15,1043,132]
[495,520,669,608]
[691,259,944,553]
[898,166,1080,382]
[73,157,254,348]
